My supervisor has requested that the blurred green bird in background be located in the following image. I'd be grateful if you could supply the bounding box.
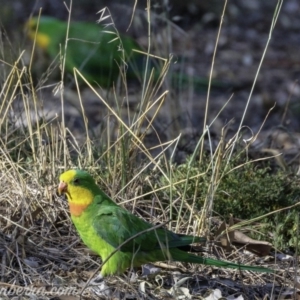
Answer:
[25,16,146,88]
[25,16,232,91]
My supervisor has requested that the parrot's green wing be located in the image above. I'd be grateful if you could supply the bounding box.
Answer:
[92,199,203,252]
[65,21,141,86]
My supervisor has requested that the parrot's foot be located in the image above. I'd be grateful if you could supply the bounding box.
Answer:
[128,269,138,282]
[88,274,111,298]
[142,263,162,277]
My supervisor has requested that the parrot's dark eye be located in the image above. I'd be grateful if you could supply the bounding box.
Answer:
[73,178,80,185]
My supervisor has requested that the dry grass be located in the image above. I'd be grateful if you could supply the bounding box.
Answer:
[1,0,299,299]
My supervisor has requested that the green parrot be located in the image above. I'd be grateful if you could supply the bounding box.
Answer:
[58,169,272,278]
[25,16,144,87]
[26,16,235,91]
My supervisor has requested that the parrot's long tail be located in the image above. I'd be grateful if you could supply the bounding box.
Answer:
[174,251,273,273]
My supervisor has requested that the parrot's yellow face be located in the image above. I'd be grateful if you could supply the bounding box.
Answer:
[25,18,51,50]
[58,170,94,217]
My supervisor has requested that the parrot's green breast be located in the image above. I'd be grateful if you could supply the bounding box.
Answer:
[71,208,131,276]
[71,208,107,254]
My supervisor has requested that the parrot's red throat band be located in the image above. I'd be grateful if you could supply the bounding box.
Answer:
[69,202,89,217]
